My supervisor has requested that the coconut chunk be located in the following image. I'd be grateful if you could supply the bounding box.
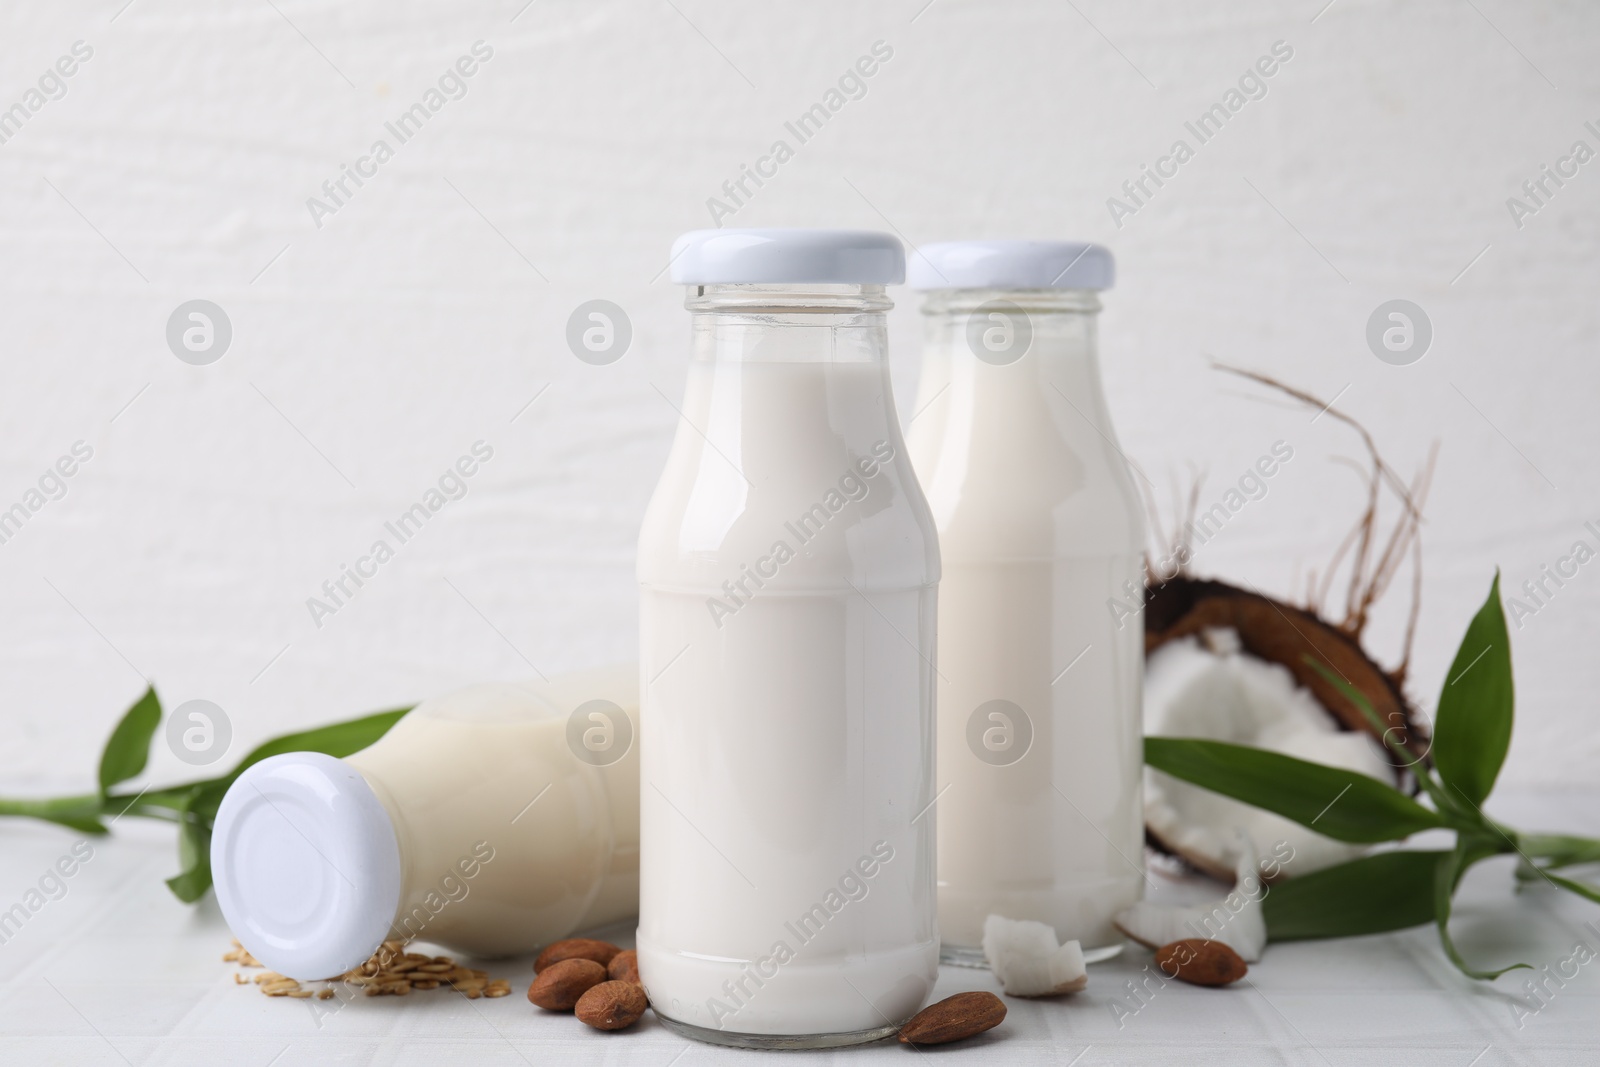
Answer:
[980,915,1087,997]
[1114,832,1267,962]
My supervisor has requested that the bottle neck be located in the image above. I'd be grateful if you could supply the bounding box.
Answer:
[912,286,1117,461]
[669,282,909,504]
[919,287,1103,397]
[918,287,1102,318]
[686,282,893,314]
[687,283,891,366]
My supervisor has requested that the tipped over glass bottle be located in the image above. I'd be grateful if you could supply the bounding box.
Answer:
[210,666,640,980]
[908,240,1145,965]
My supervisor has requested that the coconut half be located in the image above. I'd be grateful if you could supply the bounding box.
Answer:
[1139,369,1435,885]
[1144,624,1397,881]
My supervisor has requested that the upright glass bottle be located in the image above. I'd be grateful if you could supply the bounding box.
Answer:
[907,241,1144,965]
[638,229,940,1048]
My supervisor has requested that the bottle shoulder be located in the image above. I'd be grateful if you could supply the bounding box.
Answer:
[916,430,1145,558]
[914,357,1144,557]
[638,357,939,587]
[638,446,938,588]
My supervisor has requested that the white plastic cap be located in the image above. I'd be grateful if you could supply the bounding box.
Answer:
[670,228,905,285]
[211,753,402,981]
[906,240,1114,291]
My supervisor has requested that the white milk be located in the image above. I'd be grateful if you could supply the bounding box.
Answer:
[347,666,641,955]
[212,666,640,979]
[638,280,940,1047]
[911,282,1145,963]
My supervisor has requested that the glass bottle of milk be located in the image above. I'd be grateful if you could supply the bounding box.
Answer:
[210,666,641,980]
[638,229,940,1048]
[907,241,1144,965]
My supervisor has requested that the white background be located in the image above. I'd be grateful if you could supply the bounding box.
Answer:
[0,0,1596,797]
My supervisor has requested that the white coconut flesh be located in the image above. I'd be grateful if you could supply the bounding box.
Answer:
[1144,627,1394,881]
[1116,831,1268,962]
[981,915,1088,997]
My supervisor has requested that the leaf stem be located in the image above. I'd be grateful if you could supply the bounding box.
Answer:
[102,788,196,815]
[1517,833,1600,866]
[0,793,104,820]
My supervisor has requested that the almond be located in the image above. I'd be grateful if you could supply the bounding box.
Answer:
[526,958,608,1011]
[575,980,649,1031]
[897,991,1006,1046]
[1154,938,1248,987]
[534,937,622,973]
[607,949,641,985]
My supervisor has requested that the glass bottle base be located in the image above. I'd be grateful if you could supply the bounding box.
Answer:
[654,1011,901,1050]
[939,939,1125,968]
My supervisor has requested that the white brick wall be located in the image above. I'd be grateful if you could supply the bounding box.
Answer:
[0,0,1594,788]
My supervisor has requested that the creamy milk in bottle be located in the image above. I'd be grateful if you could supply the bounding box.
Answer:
[211,666,640,980]
[638,229,940,1048]
[907,241,1144,965]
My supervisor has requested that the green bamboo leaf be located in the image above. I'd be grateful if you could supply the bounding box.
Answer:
[165,809,213,903]
[1265,850,1448,941]
[1434,838,1528,980]
[1431,574,1514,809]
[1541,870,1600,907]
[1145,737,1444,843]
[97,686,162,794]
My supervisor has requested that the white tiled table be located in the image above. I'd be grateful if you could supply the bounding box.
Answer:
[2,789,1595,1065]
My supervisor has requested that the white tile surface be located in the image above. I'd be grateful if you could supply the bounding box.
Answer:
[2,791,1596,1064]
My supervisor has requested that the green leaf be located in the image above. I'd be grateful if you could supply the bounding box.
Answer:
[1145,736,1445,843]
[1431,574,1514,809]
[1541,870,1600,907]
[1433,838,1528,980]
[1265,850,1448,941]
[97,686,162,794]
[165,804,213,903]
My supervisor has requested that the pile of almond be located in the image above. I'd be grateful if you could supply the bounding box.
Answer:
[526,937,649,1032]
[527,938,1017,1046]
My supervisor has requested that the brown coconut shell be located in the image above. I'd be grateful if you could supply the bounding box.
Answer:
[1144,575,1429,767]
